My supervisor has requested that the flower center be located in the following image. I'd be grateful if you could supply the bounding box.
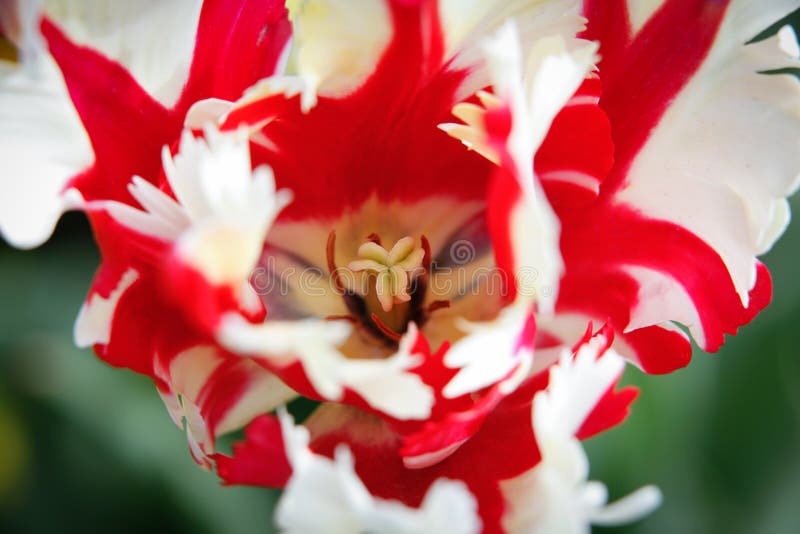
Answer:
[325,232,439,344]
[348,236,424,309]
[260,199,493,355]
[347,235,425,336]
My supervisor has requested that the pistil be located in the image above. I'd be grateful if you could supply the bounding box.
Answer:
[325,233,448,344]
[348,236,425,334]
[348,236,426,313]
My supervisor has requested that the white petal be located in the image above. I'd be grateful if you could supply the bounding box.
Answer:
[616,23,800,307]
[217,316,435,420]
[443,306,532,398]
[0,50,93,248]
[184,98,234,130]
[73,268,138,347]
[275,409,480,534]
[109,127,292,288]
[441,0,587,100]
[502,336,660,532]
[475,24,596,312]
[155,346,296,466]
[481,24,597,169]
[105,175,190,241]
[589,485,663,527]
[286,0,392,110]
[533,337,625,439]
[623,266,705,349]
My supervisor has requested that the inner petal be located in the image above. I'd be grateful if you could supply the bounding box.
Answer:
[257,196,504,359]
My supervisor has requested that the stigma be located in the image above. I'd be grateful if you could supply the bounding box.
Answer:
[348,236,426,313]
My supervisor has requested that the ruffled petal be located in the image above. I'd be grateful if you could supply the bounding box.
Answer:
[443,23,596,310]
[217,316,435,421]
[501,325,658,532]
[1,0,291,250]
[96,128,288,334]
[156,346,295,468]
[561,1,800,372]
[273,408,481,534]
[397,307,536,469]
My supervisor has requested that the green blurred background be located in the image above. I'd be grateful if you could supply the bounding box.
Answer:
[2,15,800,534]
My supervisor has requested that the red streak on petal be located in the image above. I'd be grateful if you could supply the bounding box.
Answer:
[559,206,772,371]
[239,1,492,220]
[581,0,633,83]
[587,0,731,195]
[180,0,292,104]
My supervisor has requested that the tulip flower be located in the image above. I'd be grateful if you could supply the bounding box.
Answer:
[1,1,798,532]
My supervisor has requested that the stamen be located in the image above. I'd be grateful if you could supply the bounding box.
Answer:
[326,230,345,293]
[427,300,451,314]
[421,235,432,273]
[324,314,359,324]
[369,313,403,342]
[348,235,426,312]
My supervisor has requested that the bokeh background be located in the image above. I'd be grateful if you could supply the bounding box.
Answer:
[2,11,800,534]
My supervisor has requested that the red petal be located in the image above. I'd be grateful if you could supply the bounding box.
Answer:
[536,75,615,211]
[558,205,772,371]
[230,2,493,221]
[214,414,292,487]
[41,18,179,205]
[179,0,292,104]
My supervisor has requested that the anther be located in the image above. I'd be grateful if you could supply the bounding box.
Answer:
[348,235,425,312]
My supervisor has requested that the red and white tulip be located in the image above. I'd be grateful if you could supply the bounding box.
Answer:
[2,0,798,532]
